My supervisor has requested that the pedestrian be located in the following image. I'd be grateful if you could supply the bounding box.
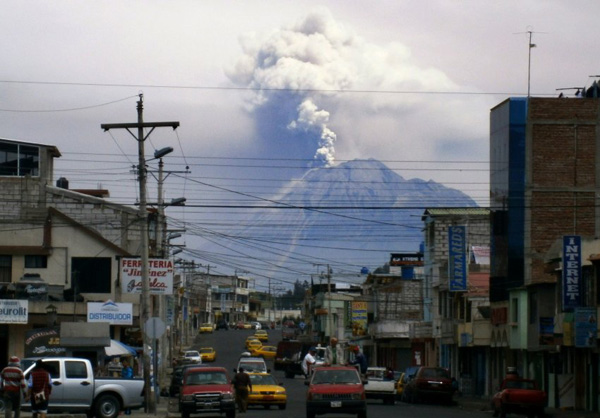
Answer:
[231,367,252,414]
[27,359,52,418]
[385,367,394,380]
[349,346,367,375]
[1,356,27,418]
[325,337,345,366]
[302,347,317,378]
[121,359,134,415]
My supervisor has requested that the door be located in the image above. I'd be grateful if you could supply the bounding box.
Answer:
[63,359,94,407]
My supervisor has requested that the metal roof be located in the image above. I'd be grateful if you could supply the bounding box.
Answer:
[422,207,490,219]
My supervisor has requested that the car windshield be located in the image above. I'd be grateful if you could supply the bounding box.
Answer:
[367,369,385,379]
[312,370,360,385]
[185,351,199,358]
[185,372,227,385]
[249,374,277,385]
[240,362,266,372]
[200,348,213,353]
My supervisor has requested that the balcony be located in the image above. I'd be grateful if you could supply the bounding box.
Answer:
[369,319,411,339]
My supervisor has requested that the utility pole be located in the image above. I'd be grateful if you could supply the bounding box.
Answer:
[101,94,179,414]
[327,265,333,340]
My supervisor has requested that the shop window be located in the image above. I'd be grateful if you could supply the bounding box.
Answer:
[0,255,11,283]
[25,255,47,268]
[71,257,111,293]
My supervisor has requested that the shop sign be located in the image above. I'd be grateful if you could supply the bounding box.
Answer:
[449,226,467,291]
[88,300,133,325]
[563,236,582,310]
[120,257,174,295]
[0,299,28,323]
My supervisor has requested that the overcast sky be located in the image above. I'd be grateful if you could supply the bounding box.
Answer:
[1,1,598,281]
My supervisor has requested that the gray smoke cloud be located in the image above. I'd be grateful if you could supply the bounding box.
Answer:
[227,7,464,166]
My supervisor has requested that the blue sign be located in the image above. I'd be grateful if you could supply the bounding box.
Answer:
[449,226,467,291]
[574,307,596,348]
[562,236,582,310]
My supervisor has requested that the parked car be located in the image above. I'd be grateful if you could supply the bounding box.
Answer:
[247,372,286,410]
[21,357,144,418]
[305,366,367,418]
[491,377,547,418]
[364,367,396,404]
[402,366,453,404]
[200,347,217,362]
[179,366,235,418]
[216,319,229,330]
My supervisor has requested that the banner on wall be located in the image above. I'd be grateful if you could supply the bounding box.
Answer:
[0,299,28,323]
[351,301,368,336]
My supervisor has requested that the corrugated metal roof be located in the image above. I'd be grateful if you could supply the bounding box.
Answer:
[422,207,490,218]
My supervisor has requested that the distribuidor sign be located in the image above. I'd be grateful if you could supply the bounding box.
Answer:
[120,257,174,295]
[88,300,133,325]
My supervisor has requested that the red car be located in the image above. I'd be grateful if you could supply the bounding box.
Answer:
[401,366,453,404]
[491,378,547,418]
[305,366,367,418]
[179,366,236,418]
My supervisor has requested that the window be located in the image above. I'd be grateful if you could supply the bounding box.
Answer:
[25,255,47,268]
[0,142,39,176]
[65,361,88,379]
[71,257,111,293]
[511,298,519,323]
[0,256,11,283]
[529,292,537,324]
[43,361,60,379]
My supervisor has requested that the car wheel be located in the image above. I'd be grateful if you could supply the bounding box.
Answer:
[226,410,235,418]
[182,412,190,418]
[307,410,316,418]
[278,404,286,410]
[94,394,121,418]
[358,410,367,418]
[284,370,295,379]
[499,406,507,418]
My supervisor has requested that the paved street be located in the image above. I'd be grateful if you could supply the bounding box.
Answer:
[12,327,598,418]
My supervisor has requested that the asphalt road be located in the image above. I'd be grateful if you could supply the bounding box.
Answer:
[170,327,492,418]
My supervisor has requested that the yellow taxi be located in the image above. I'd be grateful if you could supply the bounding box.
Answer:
[199,323,214,333]
[249,345,277,360]
[247,372,287,410]
[253,330,268,342]
[396,372,405,398]
[199,347,216,362]
[246,337,262,351]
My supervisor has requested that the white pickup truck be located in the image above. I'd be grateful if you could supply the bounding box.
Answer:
[364,367,396,404]
[20,357,144,418]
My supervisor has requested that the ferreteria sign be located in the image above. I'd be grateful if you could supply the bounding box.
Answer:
[562,235,582,310]
[88,300,133,325]
[120,257,174,295]
[0,299,28,323]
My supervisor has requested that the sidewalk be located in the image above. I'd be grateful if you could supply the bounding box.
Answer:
[456,395,598,418]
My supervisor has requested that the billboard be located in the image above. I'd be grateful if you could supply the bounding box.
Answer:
[351,301,368,336]
[449,226,467,291]
[120,257,174,295]
[562,236,582,310]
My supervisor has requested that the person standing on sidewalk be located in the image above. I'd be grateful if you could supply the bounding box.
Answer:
[1,356,27,418]
[27,360,52,418]
[231,367,252,414]
[121,359,134,415]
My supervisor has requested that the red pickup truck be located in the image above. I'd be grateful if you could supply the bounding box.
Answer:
[491,378,547,418]
[179,366,236,418]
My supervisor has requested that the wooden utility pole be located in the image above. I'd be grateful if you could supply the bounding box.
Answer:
[101,94,179,413]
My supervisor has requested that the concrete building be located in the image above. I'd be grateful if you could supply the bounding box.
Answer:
[0,137,143,366]
[490,95,600,411]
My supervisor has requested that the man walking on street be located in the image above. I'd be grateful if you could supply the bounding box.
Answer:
[1,356,27,418]
[231,367,252,414]
[27,359,52,418]
[302,347,317,378]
